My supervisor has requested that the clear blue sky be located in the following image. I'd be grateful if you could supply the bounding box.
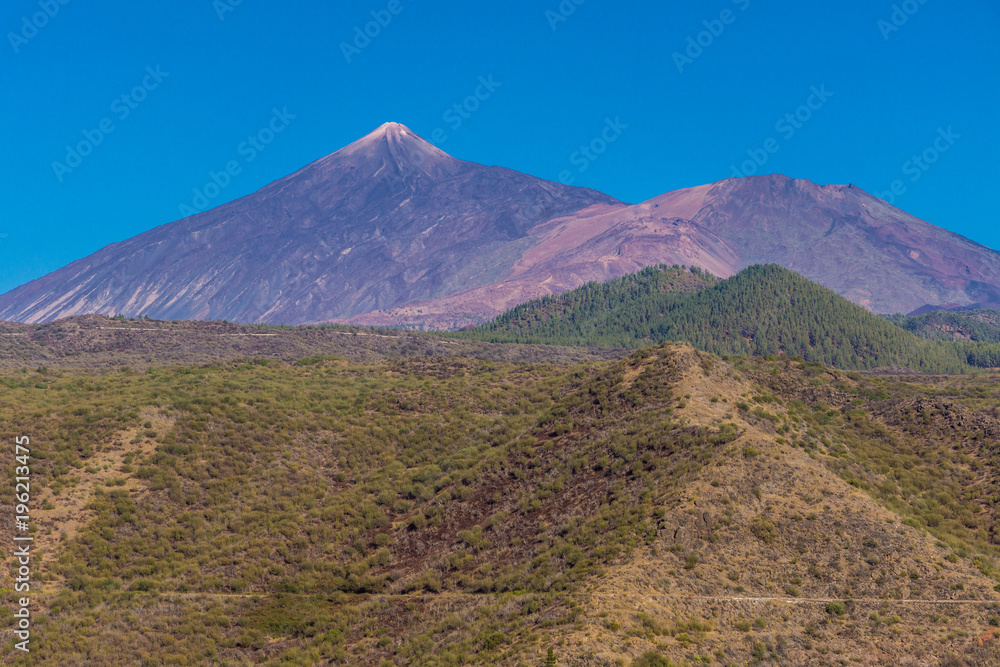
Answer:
[2,0,998,294]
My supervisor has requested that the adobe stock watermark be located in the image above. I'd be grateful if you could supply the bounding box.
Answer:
[558,117,628,185]
[341,0,413,64]
[545,0,586,31]
[381,75,502,195]
[438,75,502,139]
[12,436,32,653]
[178,107,296,217]
[52,66,169,183]
[673,0,751,73]
[875,126,959,206]
[729,84,833,178]
[214,0,245,21]
[8,0,71,54]
[878,0,929,40]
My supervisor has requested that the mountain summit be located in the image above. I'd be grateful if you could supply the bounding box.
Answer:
[324,122,455,179]
[0,124,618,324]
[0,125,998,325]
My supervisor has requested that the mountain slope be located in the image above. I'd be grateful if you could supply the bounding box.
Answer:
[356,176,1000,327]
[0,123,621,324]
[886,309,1000,343]
[461,264,1000,371]
[347,210,741,329]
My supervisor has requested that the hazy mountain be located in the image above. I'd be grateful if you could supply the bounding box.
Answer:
[2,124,998,326]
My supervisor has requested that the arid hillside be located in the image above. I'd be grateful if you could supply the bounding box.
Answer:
[1,336,998,665]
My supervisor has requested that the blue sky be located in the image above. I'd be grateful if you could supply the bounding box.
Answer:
[1,0,998,294]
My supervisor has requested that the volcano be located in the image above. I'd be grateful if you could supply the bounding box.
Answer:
[0,123,619,324]
[1,123,998,326]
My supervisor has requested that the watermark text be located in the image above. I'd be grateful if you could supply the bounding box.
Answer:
[52,66,169,182]
[12,436,32,653]
[178,107,296,217]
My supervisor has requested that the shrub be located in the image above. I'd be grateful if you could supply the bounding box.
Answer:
[636,612,667,636]
[632,652,677,667]
[750,517,777,544]
[825,602,846,616]
[131,579,156,592]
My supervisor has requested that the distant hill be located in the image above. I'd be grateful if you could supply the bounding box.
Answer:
[886,309,1000,343]
[460,263,718,333]
[460,264,1000,371]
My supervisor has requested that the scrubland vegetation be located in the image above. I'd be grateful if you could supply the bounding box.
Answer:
[0,335,998,665]
[2,266,1000,664]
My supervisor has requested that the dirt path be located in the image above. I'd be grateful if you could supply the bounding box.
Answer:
[30,590,994,607]
[92,327,461,343]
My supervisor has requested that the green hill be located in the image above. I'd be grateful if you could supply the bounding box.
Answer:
[885,309,1000,343]
[460,264,1000,371]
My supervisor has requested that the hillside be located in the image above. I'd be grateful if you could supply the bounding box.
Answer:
[455,264,717,334]
[886,309,1000,343]
[461,265,1000,372]
[0,315,622,371]
[1,340,999,665]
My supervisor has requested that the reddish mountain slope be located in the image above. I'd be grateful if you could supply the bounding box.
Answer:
[657,176,1000,315]
[347,201,740,329]
[350,175,1000,328]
